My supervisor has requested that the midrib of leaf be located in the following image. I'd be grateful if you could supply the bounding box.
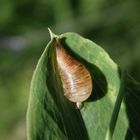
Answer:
[105,71,126,140]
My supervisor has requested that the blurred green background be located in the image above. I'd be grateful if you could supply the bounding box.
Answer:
[0,0,140,139]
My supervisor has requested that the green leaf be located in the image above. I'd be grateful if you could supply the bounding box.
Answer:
[27,31,140,140]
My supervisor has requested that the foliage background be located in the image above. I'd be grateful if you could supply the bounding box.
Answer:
[0,0,140,139]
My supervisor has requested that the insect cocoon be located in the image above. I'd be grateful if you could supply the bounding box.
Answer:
[54,37,93,109]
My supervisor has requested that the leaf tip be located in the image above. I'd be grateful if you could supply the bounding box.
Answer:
[48,28,57,40]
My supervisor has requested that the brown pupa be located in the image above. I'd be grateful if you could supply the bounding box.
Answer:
[54,37,92,109]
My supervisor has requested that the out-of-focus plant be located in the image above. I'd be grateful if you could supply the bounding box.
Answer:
[0,0,140,140]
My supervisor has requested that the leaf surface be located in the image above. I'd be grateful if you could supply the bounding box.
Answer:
[27,32,140,140]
